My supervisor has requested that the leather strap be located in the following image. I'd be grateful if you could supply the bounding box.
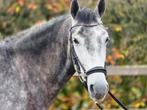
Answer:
[86,66,107,76]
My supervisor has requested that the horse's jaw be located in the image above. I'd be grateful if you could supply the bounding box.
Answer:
[87,73,109,103]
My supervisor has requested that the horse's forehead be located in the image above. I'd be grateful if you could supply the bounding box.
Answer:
[76,8,98,24]
[78,25,105,36]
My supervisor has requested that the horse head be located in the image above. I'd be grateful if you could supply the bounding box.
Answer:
[70,0,110,103]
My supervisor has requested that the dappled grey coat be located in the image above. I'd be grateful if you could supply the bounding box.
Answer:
[0,15,75,110]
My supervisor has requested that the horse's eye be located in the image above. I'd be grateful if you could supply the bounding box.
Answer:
[73,38,79,44]
[105,37,110,44]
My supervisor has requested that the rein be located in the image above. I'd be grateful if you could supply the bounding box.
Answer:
[69,24,128,110]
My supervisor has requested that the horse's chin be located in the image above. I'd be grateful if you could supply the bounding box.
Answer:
[87,73,109,103]
[90,93,107,103]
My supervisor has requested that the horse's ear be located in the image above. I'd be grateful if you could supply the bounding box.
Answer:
[71,0,79,18]
[95,0,105,17]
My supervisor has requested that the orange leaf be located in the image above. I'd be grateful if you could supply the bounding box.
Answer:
[113,52,124,60]
[7,6,15,14]
[51,3,62,13]
[107,55,116,65]
[35,20,46,25]
[27,3,38,11]
[16,0,25,6]
[112,47,117,52]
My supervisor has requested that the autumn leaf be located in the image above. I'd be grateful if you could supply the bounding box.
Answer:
[107,55,115,65]
[112,48,117,52]
[51,3,62,13]
[45,4,52,10]
[132,101,146,108]
[27,3,38,11]
[112,24,122,32]
[35,20,46,25]
[113,51,124,60]
[16,0,25,6]
[7,6,15,14]
[15,5,21,14]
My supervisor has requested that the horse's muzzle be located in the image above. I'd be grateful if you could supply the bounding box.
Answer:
[87,72,109,102]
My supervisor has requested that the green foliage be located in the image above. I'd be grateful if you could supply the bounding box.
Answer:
[103,0,147,64]
[50,76,147,109]
[0,0,147,109]
[0,0,69,36]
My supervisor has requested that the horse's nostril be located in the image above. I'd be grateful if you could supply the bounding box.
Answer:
[90,84,94,93]
[89,83,109,101]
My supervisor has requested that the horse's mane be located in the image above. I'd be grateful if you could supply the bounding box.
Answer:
[0,15,68,51]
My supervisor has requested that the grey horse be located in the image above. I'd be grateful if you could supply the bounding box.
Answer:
[0,0,109,109]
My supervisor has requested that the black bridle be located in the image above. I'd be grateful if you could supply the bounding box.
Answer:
[69,24,107,76]
[69,24,128,110]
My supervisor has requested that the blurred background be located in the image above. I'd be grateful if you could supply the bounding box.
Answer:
[0,0,147,109]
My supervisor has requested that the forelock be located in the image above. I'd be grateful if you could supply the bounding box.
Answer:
[75,8,97,24]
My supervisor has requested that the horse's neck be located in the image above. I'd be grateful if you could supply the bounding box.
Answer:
[10,15,75,107]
